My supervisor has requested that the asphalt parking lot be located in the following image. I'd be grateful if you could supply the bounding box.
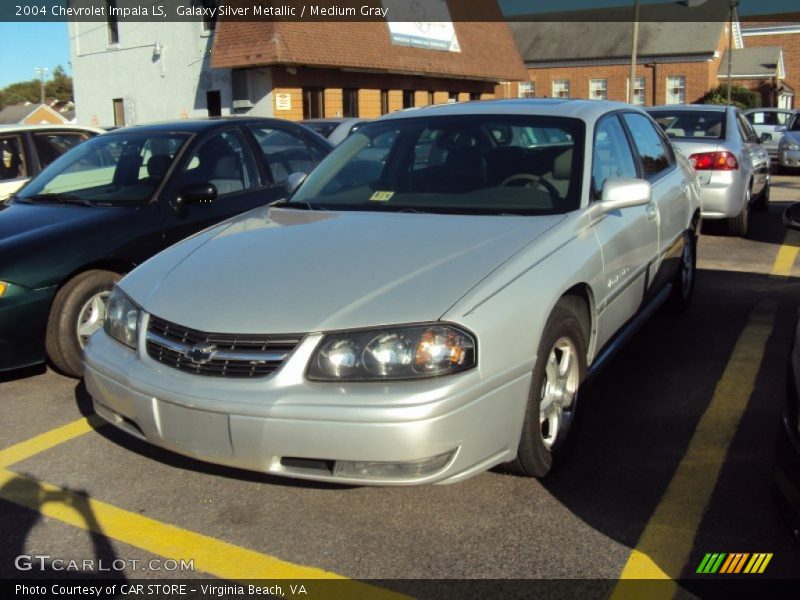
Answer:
[2,177,800,598]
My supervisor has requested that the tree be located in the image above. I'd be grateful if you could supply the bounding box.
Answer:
[697,84,761,110]
[0,65,73,110]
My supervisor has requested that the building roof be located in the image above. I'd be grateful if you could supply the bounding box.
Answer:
[0,103,43,125]
[510,20,725,65]
[211,3,527,82]
[719,47,784,78]
[509,0,732,23]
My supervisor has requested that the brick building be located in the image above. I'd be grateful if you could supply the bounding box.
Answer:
[504,16,734,106]
[740,23,800,108]
[210,14,525,120]
[719,46,790,108]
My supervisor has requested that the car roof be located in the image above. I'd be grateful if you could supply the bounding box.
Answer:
[0,124,105,133]
[646,104,729,113]
[744,107,795,113]
[105,116,307,135]
[375,98,639,122]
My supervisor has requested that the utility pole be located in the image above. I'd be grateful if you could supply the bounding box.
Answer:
[34,67,48,105]
[629,0,640,104]
[726,1,740,105]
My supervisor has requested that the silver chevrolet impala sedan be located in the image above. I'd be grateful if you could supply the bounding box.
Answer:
[85,100,702,485]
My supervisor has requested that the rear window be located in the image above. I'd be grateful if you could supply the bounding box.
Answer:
[649,111,725,140]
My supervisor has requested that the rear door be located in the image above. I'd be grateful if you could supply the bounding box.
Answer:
[735,110,769,194]
[590,114,658,350]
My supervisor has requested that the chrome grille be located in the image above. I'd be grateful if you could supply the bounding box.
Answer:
[145,315,302,378]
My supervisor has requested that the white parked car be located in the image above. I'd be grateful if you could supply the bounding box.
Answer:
[85,100,701,485]
[0,124,103,201]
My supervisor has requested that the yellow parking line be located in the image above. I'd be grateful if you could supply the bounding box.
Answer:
[0,468,407,598]
[770,234,799,277]
[609,300,776,598]
[0,416,103,469]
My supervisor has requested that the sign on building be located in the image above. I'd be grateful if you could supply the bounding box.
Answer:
[383,0,460,52]
[275,93,292,111]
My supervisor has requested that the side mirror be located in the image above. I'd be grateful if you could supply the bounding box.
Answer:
[784,202,800,231]
[174,183,217,211]
[760,132,773,143]
[286,172,307,194]
[596,178,652,214]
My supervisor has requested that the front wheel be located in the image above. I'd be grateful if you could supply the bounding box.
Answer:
[753,179,770,212]
[46,270,121,378]
[505,296,588,478]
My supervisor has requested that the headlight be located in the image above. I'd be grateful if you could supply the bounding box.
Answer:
[308,324,476,381]
[786,142,800,151]
[103,287,141,349]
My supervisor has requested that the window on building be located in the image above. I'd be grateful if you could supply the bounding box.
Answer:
[0,135,27,181]
[232,70,251,108]
[590,79,607,100]
[469,92,481,101]
[206,91,221,117]
[106,1,119,45]
[112,98,125,127]
[428,91,435,106]
[195,0,218,32]
[402,89,414,109]
[518,81,536,98]
[380,89,389,114]
[303,88,325,119]
[622,113,673,179]
[448,91,458,103]
[666,76,686,105]
[552,80,570,98]
[343,88,359,117]
[627,77,646,105]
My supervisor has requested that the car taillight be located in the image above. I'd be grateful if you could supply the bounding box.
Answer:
[689,151,739,171]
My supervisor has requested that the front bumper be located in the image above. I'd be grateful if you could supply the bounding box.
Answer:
[779,148,800,169]
[697,171,746,220]
[84,329,532,486]
[0,285,55,371]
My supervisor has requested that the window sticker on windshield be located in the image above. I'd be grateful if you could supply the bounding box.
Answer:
[370,191,394,202]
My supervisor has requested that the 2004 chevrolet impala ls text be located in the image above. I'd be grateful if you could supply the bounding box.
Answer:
[85,100,702,485]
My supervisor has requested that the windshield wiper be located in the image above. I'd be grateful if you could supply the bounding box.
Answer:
[25,193,95,207]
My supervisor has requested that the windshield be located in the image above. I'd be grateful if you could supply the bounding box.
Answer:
[789,114,800,132]
[649,111,725,140]
[17,131,189,206]
[289,115,584,215]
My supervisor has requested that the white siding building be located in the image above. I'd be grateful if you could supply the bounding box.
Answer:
[69,18,261,126]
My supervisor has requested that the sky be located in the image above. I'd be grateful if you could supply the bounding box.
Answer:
[0,22,71,88]
[0,0,797,89]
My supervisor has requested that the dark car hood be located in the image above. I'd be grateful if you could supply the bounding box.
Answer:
[0,201,138,286]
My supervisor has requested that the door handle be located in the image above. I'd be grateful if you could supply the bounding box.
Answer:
[646,204,657,220]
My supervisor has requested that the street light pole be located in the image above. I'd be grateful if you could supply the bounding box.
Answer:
[629,0,640,104]
[33,67,48,105]
[726,1,740,105]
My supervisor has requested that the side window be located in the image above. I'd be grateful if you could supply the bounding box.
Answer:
[738,113,758,142]
[592,116,638,199]
[33,133,89,169]
[622,113,671,180]
[246,124,317,185]
[181,130,257,197]
[0,135,27,181]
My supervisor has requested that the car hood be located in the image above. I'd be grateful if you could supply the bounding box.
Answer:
[782,131,800,145]
[123,206,564,334]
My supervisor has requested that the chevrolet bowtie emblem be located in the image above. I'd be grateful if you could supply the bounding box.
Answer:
[186,343,217,365]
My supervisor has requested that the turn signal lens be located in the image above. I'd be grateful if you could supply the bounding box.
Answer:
[0,282,7,297]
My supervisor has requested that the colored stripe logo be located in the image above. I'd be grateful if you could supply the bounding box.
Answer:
[696,553,773,574]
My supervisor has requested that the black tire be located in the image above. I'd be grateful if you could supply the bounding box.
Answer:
[728,188,750,237]
[666,230,697,313]
[45,270,121,378]
[505,295,588,478]
[753,179,770,212]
